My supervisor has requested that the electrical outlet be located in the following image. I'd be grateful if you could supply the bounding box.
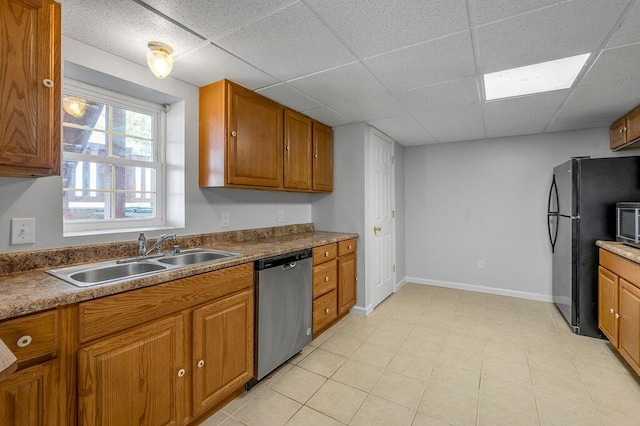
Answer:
[221,212,230,228]
[11,218,35,245]
[477,259,485,270]
[277,210,284,223]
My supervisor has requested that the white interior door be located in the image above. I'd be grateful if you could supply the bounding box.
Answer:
[368,129,395,309]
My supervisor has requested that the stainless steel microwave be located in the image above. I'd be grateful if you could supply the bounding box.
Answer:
[617,202,640,248]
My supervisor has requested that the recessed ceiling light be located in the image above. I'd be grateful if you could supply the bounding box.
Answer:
[484,53,591,101]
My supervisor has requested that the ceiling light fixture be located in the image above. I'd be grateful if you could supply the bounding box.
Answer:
[63,96,87,118]
[146,41,174,79]
[484,53,591,101]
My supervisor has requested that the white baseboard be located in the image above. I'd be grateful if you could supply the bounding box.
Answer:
[405,276,553,302]
[395,277,407,292]
[350,304,374,316]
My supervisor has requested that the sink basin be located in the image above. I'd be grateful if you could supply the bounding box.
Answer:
[47,248,242,287]
[157,250,236,266]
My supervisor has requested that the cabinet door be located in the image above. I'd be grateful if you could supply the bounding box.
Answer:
[78,315,185,426]
[312,122,333,192]
[598,266,618,345]
[626,106,640,143]
[192,289,253,416]
[227,82,283,188]
[338,253,357,315]
[619,278,640,372]
[284,109,312,191]
[0,0,60,177]
[610,117,628,150]
[0,360,58,426]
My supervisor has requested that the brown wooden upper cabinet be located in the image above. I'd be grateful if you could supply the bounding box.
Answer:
[0,0,61,178]
[199,79,333,193]
[610,103,640,151]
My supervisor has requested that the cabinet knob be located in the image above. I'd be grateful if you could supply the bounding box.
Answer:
[615,313,620,319]
[610,308,615,314]
[231,131,237,137]
[16,335,32,348]
[325,308,330,314]
[348,245,352,250]
[325,276,329,282]
[197,360,205,368]
[314,154,318,158]
[286,145,290,150]
[42,79,54,88]
[177,368,186,377]
[325,251,329,257]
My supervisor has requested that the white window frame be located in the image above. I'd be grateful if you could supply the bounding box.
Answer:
[62,79,166,235]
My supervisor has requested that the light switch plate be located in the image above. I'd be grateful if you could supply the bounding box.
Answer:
[221,212,230,228]
[11,218,35,245]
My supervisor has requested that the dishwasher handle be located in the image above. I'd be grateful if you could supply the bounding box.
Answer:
[282,262,297,271]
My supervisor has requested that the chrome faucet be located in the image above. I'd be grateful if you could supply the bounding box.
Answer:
[145,233,177,256]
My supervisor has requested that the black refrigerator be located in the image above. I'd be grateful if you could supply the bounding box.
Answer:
[547,156,640,337]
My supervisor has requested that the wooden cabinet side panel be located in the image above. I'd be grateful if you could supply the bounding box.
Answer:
[79,263,253,342]
[283,109,312,190]
[227,83,283,188]
[192,289,253,415]
[312,122,333,192]
[0,0,60,177]
[199,80,226,187]
[78,315,184,426]
[598,266,618,345]
[619,279,640,374]
[338,253,357,315]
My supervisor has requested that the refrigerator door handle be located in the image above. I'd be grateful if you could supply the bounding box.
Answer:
[548,175,559,214]
[548,214,558,254]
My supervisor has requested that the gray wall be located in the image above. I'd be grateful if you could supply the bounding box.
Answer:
[394,142,406,284]
[405,127,634,300]
[0,38,312,252]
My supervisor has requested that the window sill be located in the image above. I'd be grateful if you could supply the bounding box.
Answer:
[64,225,182,238]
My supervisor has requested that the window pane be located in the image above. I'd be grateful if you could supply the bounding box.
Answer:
[62,127,107,156]
[62,97,107,130]
[113,136,154,162]
[114,192,156,219]
[112,106,153,139]
[114,165,156,192]
[63,190,109,221]
[62,160,112,191]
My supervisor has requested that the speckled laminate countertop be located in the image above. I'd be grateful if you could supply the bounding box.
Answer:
[596,240,640,264]
[0,225,357,321]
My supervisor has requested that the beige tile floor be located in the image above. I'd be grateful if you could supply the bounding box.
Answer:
[202,283,640,426]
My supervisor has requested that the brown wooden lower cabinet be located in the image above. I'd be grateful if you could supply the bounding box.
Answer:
[598,248,640,375]
[0,360,58,425]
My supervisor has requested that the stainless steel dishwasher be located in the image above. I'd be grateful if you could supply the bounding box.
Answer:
[252,249,312,384]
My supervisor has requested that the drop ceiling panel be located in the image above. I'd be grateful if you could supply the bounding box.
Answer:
[394,77,480,113]
[300,107,350,127]
[60,0,206,69]
[172,44,277,89]
[364,32,476,92]
[287,62,387,107]
[367,116,436,146]
[483,91,568,139]
[329,93,406,122]
[416,104,486,143]
[304,0,469,58]
[477,0,630,73]
[473,0,565,25]
[217,2,356,81]
[142,0,297,41]
[256,84,323,111]
[580,44,640,86]
[608,1,640,47]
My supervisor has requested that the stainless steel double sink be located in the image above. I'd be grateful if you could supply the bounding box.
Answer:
[47,248,242,287]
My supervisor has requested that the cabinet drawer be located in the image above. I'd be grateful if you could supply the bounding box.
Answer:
[600,249,640,286]
[338,239,357,256]
[79,263,253,342]
[313,260,337,298]
[0,310,57,366]
[313,289,337,334]
[313,243,337,266]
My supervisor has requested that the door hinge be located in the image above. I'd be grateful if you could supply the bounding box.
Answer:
[392,264,396,272]
[392,210,395,219]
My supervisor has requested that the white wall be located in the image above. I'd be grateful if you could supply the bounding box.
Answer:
[0,38,312,252]
[405,127,636,300]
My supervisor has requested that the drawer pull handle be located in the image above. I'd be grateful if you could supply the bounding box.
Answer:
[197,360,205,368]
[17,335,32,348]
[325,276,329,282]
[177,368,186,377]
[348,245,352,250]
[325,251,329,257]
[325,308,330,314]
